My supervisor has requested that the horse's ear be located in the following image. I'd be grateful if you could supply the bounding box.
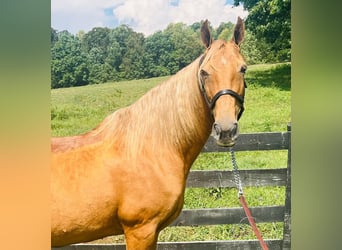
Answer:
[201,20,212,49]
[232,16,245,46]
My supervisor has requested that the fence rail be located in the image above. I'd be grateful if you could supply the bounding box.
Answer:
[59,239,284,250]
[186,168,287,188]
[54,126,291,250]
[170,206,284,227]
[57,239,284,250]
[203,131,290,152]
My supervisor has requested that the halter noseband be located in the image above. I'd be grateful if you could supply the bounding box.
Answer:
[198,57,246,120]
[210,89,245,120]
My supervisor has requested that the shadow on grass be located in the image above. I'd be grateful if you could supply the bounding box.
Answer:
[246,63,291,91]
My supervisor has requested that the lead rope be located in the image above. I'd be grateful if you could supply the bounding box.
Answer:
[229,147,269,250]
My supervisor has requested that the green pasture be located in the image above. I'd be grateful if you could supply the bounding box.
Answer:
[51,63,291,243]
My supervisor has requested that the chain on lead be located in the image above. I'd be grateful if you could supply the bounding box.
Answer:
[229,147,244,197]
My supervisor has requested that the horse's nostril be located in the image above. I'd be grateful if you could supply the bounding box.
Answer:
[213,123,222,135]
[228,122,238,138]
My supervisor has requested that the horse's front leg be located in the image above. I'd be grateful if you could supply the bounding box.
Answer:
[123,223,159,250]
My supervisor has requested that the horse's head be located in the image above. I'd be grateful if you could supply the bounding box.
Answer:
[198,17,246,147]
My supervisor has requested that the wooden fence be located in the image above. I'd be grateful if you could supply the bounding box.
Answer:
[54,125,291,250]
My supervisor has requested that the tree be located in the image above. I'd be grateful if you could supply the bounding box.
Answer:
[234,0,258,10]
[82,27,111,54]
[81,27,128,83]
[117,30,146,79]
[240,31,265,65]
[234,0,291,62]
[144,31,173,77]
[104,41,121,80]
[215,22,234,40]
[51,18,270,88]
[164,23,203,74]
[109,25,141,78]
[144,23,204,77]
[51,28,58,47]
[51,31,89,88]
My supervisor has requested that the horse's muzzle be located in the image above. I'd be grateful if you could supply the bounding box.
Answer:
[212,122,239,147]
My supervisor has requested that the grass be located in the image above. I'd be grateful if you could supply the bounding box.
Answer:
[51,63,291,243]
[51,76,169,136]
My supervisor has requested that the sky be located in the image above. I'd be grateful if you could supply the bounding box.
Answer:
[51,0,248,36]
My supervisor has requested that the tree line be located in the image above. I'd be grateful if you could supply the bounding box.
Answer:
[51,0,290,89]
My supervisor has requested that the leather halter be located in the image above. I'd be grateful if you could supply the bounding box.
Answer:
[198,56,246,120]
[210,89,245,120]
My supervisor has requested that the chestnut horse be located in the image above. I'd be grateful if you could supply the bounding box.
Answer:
[51,17,247,249]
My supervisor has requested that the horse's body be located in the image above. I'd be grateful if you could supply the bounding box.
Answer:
[51,17,247,249]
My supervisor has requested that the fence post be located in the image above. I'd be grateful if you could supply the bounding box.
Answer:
[282,123,291,249]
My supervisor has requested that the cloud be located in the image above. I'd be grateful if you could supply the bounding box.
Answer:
[51,0,248,35]
[51,0,123,33]
[114,0,248,35]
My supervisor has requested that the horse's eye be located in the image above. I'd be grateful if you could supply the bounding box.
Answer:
[240,65,247,74]
[200,69,209,79]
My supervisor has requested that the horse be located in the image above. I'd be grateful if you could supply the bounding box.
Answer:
[51,17,247,249]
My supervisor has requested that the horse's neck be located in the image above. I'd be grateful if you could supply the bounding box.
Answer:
[123,58,213,166]
[169,62,213,164]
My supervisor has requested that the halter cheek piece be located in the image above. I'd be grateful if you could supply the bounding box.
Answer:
[198,62,246,120]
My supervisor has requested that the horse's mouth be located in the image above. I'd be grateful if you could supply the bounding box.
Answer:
[215,138,236,147]
[212,130,238,147]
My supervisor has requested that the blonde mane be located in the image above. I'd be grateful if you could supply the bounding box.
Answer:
[107,42,237,160]
[103,56,212,160]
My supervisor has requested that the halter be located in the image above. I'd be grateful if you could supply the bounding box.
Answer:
[198,57,246,120]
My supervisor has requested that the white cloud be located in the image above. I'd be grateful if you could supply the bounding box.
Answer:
[51,0,123,33]
[114,0,248,35]
[51,0,248,35]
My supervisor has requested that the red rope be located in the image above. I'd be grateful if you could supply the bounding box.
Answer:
[239,195,269,250]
